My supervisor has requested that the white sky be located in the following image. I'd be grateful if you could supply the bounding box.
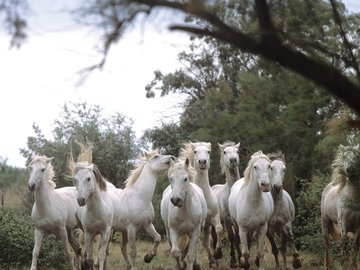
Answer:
[0,1,189,168]
[0,0,359,168]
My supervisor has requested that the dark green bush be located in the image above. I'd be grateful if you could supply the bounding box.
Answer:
[0,208,66,269]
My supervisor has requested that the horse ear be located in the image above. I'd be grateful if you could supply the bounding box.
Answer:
[235,142,241,149]
[46,157,54,163]
[218,143,223,149]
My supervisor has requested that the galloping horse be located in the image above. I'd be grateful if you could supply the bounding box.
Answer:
[180,142,223,268]
[114,150,175,270]
[229,151,274,270]
[28,155,81,270]
[69,142,119,270]
[161,158,207,270]
[267,152,301,269]
[211,141,241,268]
[321,144,360,269]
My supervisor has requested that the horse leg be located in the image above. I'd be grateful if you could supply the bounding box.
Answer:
[238,226,250,269]
[266,230,280,269]
[351,227,360,270]
[279,233,288,270]
[286,225,301,269]
[255,224,268,270]
[233,222,242,264]
[97,227,112,270]
[58,227,76,270]
[212,214,223,260]
[143,223,161,263]
[30,228,46,270]
[169,228,185,270]
[225,215,238,268]
[202,224,217,268]
[82,231,95,270]
[322,219,331,270]
[120,231,131,269]
[127,225,138,270]
[184,227,201,270]
[210,225,217,251]
[67,228,82,270]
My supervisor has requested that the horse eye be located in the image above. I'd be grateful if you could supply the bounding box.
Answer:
[41,168,45,172]
[270,167,273,170]
[223,151,226,155]
[169,177,172,182]
[194,150,197,154]
[283,168,286,172]
[208,151,211,154]
[268,164,271,169]
[87,177,91,182]
[254,165,257,169]
[184,177,188,182]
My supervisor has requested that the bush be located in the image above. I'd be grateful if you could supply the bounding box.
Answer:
[0,208,66,269]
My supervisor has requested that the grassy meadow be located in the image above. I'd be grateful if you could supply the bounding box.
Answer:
[3,185,342,270]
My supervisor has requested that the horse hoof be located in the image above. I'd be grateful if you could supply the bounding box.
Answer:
[193,262,202,270]
[230,262,238,268]
[255,256,259,267]
[81,259,94,270]
[240,258,250,270]
[144,254,153,263]
[292,257,302,269]
[213,248,223,259]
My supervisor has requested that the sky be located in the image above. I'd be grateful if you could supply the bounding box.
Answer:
[0,1,189,168]
[0,1,359,168]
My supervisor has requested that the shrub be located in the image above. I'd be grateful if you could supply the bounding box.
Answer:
[0,208,66,269]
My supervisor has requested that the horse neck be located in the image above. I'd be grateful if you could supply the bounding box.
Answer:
[194,168,211,193]
[271,189,284,205]
[86,187,106,213]
[343,182,360,201]
[33,180,55,212]
[245,172,263,204]
[224,166,240,188]
[129,164,157,202]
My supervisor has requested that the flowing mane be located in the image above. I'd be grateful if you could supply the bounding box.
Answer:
[125,149,159,188]
[267,151,286,165]
[168,158,196,183]
[29,155,56,189]
[243,151,270,186]
[179,142,211,165]
[68,141,107,191]
[330,144,359,190]
[219,141,237,174]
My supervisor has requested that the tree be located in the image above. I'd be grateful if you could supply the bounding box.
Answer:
[20,102,139,187]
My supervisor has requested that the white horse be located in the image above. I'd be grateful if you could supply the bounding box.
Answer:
[161,158,207,270]
[266,152,301,270]
[28,155,81,270]
[211,141,241,268]
[180,142,223,267]
[113,150,175,270]
[69,143,119,270]
[321,144,360,270]
[229,150,274,270]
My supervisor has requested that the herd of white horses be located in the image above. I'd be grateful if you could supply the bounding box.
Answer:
[26,141,360,270]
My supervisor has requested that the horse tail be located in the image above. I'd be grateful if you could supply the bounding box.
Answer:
[178,235,190,254]
[329,222,341,241]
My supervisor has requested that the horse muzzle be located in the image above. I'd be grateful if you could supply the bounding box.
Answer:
[170,197,183,207]
[261,182,271,192]
[272,184,283,192]
[28,183,35,192]
[77,197,87,206]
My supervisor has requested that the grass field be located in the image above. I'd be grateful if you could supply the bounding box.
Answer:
[3,186,343,270]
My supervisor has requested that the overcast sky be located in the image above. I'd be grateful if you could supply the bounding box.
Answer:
[0,1,189,168]
[0,0,359,168]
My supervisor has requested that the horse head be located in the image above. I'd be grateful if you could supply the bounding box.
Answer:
[192,142,211,171]
[246,151,271,192]
[73,162,106,206]
[28,156,56,192]
[219,142,240,173]
[168,158,195,207]
[268,152,286,192]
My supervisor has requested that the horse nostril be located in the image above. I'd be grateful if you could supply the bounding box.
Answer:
[77,197,86,206]
[170,197,181,206]
[28,183,35,191]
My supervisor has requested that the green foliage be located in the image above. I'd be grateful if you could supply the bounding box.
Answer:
[20,102,139,188]
[0,159,27,190]
[293,175,327,252]
[0,208,65,268]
